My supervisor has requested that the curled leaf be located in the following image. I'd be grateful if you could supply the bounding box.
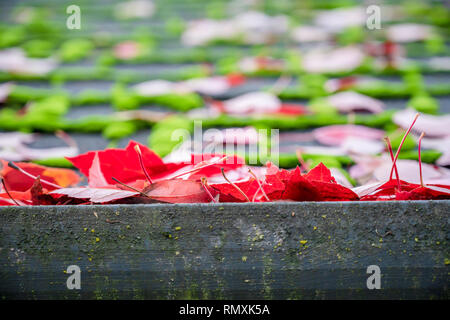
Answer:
[50,187,139,203]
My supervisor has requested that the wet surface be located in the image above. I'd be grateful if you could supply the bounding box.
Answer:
[1,0,449,302]
[65,104,115,120]
[28,132,110,155]
[1,0,449,158]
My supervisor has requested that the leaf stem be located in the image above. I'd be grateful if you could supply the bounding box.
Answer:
[201,178,217,203]
[1,177,21,206]
[248,168,270,201]
[170,155,229,179]
[56,130,77,148]
[7,161,62,189]
[134,145,153,184]
[111,177,151,198]
[389,113,419,180]
[221,168,250,202]
[295,150,310,172]
[418,132,425,187]
[384,137,401,190]
[252,185,261,202]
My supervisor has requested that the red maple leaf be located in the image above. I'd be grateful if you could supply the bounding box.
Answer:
[361,117,450,201]
[361,180,450,201]
[211,178,260,202]
[67,141,168,186]
[1,159,79,192]
[304,162,337,183]
[304,163,358,201]
[0,190,31,206]
[163,154,245,181]
[67,141,244,187]
[143,179,214,203]
[264,163,358,202]
[280,167,321,201]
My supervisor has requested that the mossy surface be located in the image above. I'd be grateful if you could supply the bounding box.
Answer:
[0,201,448,299]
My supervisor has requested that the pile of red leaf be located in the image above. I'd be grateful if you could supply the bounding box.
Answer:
[211,162,358,202]
[0,141,361,205]
[352,114,450,200]
[1,115,449,206]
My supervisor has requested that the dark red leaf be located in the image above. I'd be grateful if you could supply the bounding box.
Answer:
[30,177,56,205]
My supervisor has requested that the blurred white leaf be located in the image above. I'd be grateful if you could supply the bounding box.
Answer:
[386,24,432,43]
[393,108,450,137]
[0,48,57,75]
[327,91,384,114]
[114,0,155,20]
[302,46,365,73]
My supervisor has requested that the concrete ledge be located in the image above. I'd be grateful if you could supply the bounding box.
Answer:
[0,201,449,299]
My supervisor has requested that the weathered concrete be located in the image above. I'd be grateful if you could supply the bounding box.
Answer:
[0,201,449,299]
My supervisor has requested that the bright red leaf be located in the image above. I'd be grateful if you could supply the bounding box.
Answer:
[304,162,336,183]
[67,141,167,185]
[1,159,80,192]
[211,178,260,202]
